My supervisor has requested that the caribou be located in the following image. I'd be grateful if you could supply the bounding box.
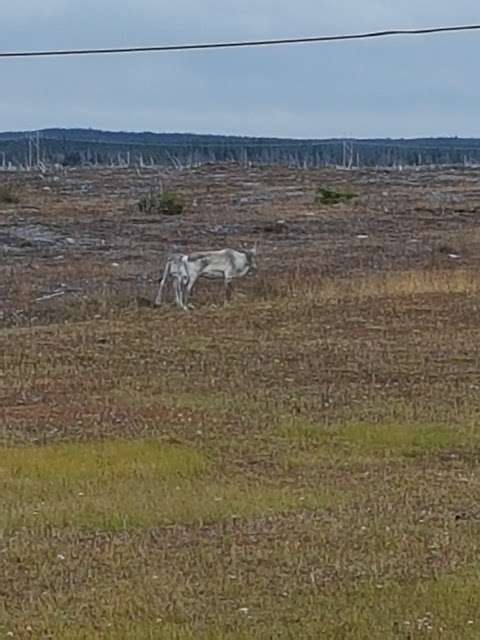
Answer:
[155,246,257,311]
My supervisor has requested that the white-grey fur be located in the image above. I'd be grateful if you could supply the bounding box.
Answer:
[183,247,257,308]
[155,247,257,311]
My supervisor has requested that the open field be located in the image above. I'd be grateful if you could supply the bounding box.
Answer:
[2,165,480,638]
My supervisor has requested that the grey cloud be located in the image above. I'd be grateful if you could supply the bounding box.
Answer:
[1,1,479,137]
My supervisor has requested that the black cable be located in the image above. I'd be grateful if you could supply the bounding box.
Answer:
[1,24,479,59]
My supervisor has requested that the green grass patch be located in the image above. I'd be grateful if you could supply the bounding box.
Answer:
[31,622,253,640]
[112,386,266,419]
[0,439,328,533]
[0,438,207,481]
[309,573,480,639]
[281,418,476,458]
[165,391,265,417]
[177,335,215,353]
[21,573,480,639]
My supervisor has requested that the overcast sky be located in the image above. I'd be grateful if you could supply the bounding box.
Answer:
[1,1,479,138]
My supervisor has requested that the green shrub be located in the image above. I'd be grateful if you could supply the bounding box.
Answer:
[0,183,20,205]
[315,186,357,206]
[138,190,184,216]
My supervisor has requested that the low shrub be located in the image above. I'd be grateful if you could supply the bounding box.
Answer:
[315,186,357,206]
[0,183,20,205]
[138,190,184,216]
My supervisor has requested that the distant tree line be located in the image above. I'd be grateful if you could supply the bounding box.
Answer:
[2,129,480,170]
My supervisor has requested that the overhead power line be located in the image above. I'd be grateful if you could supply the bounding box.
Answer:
[0,24,480,59]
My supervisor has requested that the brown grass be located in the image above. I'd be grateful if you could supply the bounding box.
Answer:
[2,166,480,638]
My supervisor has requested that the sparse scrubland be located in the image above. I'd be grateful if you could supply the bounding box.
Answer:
[2,165,480,638]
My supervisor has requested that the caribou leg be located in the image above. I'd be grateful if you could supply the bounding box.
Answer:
[184,275,198,309]
[154,261,171,306]
[174,278,188,311]
[224,278,233,305]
